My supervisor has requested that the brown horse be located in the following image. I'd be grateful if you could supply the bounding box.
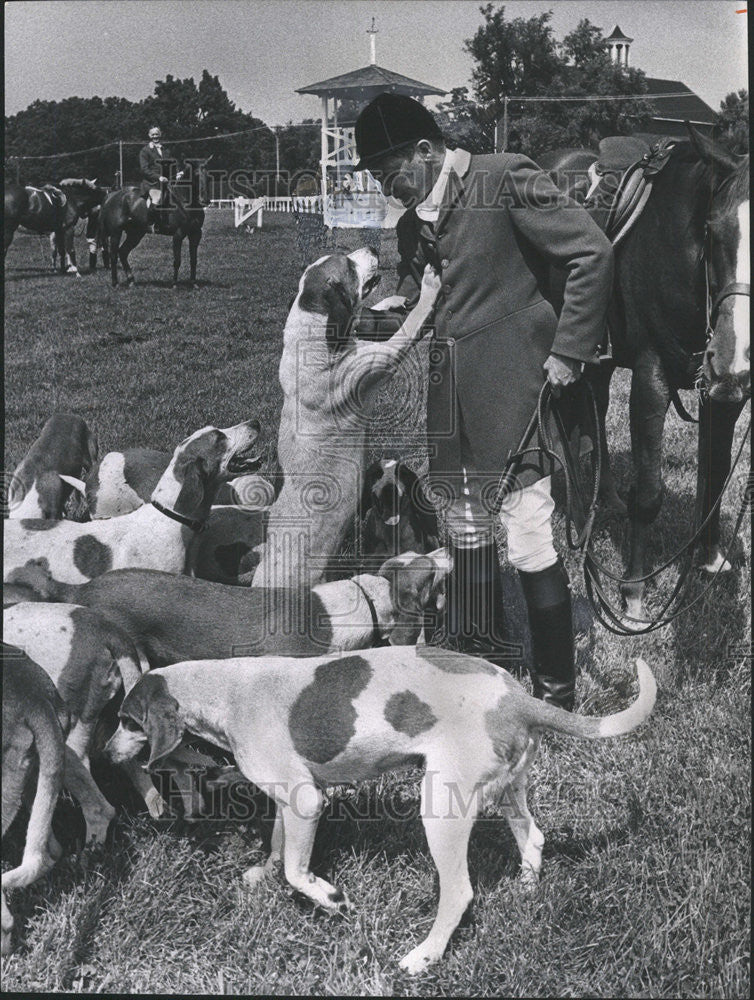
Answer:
[541,127,749,619]
[4,178,107,275]
[98,158,211,288]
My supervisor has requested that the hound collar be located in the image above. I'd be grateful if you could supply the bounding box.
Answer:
[351,579,386,647]
[151,500,205,533]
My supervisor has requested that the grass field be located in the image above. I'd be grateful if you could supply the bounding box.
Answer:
[3,211,751,996]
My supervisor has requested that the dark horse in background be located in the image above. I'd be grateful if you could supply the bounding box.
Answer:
[98,158,211,288]
[4,178,107,276]
[541,126,749,619]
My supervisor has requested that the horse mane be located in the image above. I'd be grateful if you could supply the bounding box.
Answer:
[713,155,750,219]
[667,140,749,218]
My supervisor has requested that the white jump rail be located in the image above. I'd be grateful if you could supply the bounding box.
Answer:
[233,196,265,228]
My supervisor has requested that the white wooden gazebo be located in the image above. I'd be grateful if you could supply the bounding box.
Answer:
[295,23,446,227]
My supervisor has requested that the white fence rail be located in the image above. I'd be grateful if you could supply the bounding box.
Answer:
[213,195,324,217]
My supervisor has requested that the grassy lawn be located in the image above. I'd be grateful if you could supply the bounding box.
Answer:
[3,211,750,996]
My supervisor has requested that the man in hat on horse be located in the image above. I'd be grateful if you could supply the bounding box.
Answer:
[353,93,614,710]
[139,126,185,233]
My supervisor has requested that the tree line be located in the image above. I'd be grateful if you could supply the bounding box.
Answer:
[5,9,747,191]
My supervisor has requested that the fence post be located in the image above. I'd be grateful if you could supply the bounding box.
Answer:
[118,140,124,188]
[15,157,21,182]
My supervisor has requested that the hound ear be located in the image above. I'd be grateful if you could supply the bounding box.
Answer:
[418,549,452,610]
[411,477,440,538]
[127,678,186,769]
[396,462,420,498]
[323,275,356,350]
[360,460,383,516]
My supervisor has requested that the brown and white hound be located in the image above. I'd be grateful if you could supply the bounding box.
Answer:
[105,647,655,974]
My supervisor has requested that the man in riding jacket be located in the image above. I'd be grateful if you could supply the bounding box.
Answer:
[354,93,614,710]
[139,126,184,232]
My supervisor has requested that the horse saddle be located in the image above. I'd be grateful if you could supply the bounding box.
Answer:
[585,135,676,245]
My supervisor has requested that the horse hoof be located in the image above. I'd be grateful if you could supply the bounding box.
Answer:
[622,597,648,629]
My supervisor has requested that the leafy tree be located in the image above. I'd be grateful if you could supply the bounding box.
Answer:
[714,90,748,155]
[434,87,495,153]
[4,71,277,193]
[462,7,654,157]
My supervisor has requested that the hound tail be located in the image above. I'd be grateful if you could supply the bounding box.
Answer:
[523,659,656,739]
[58,473,86,495]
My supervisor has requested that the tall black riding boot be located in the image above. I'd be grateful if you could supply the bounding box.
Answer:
[88,252,98,271]
[518,559,575,710]
[433,537,520,667]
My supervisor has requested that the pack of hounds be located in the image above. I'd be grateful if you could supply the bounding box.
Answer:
[2,249,655,973]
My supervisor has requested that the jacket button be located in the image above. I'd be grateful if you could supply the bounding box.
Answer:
[441,258,450,268]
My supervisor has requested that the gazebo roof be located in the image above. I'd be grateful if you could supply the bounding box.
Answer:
[296,64,446,100]
[605,25,633,42]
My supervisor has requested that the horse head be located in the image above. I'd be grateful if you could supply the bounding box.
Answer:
[687,125,750,403]
[183,158,213,209]
[59,178,108,217]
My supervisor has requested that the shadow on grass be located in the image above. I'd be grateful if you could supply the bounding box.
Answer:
[4,269,74,281]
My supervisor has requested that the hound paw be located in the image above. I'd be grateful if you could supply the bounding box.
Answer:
[144,786,168,819]
[399,942,442,975]
[520,863,541,891]
[242,865,269,892]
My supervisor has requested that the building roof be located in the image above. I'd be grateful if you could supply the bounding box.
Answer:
[296,64,447,100]
[644,77,716,126]
[605,25,633,42]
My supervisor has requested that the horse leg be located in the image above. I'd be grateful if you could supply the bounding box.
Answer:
[172,234,183,288]
[55,229,68,274]
[109,233,121,287]
[587,360,626,515]
[696,396,747,573]
[49,233,58,271]
[621,349,671,621]
[3,222,17,257]
[64,229,81,278]
[188,230,201,288]
[119,227,142,287]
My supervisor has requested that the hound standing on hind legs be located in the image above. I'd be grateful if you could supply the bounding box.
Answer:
[253,250,441,590]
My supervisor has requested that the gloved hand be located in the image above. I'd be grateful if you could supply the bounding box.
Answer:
[159,175,169,183]
[176,171,184,180]
[544,353,583,396]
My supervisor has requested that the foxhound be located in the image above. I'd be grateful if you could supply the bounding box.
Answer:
[2,644,68,955]
[8,549,452,666]
[3,602,165,830]
[105,647,655,974]
[360,459,440,561]
[253,250,440,589]
[7,413,98,519]
[3,420,261,585]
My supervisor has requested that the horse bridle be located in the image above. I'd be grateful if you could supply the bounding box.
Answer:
[702,222,751,337]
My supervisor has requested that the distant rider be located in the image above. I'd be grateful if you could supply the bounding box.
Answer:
[139,125,184,233]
